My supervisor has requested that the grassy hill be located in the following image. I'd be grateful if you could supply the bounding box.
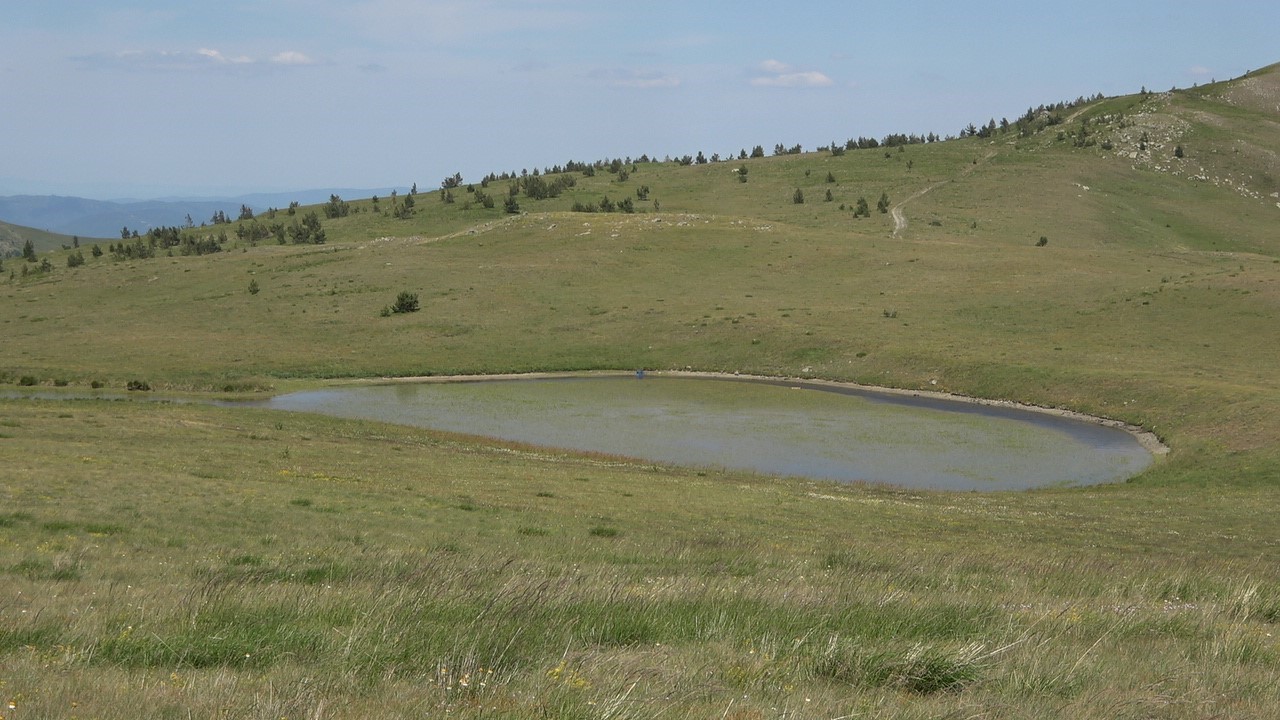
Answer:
[2,65,1279,718]
[0,218,104,258]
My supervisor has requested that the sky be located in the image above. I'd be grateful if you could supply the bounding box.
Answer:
[2,0,1276,200]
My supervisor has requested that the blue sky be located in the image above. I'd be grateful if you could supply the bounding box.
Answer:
[2,1,1275,199]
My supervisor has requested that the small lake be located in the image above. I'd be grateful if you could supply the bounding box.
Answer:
[257,375,1155,491]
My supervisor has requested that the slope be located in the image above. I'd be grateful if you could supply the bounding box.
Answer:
[0,219,104,257]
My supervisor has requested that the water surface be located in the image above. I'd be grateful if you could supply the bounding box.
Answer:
[259,376,1153,490]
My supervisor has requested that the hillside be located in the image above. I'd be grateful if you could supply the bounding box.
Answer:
[0,218,104,258]
[0,188,398,239]
[2,65,1279,719]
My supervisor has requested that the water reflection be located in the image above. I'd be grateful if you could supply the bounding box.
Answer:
[259,376,1154,491]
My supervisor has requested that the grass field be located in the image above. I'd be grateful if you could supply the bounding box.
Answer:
[1,66,1279,718]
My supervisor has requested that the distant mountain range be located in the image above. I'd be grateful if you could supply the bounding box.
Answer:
[0,188,398,239]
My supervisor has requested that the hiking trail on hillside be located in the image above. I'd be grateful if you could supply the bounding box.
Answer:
[892,150,997,237]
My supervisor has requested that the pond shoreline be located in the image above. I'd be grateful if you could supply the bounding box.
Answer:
[365,369,1170,458]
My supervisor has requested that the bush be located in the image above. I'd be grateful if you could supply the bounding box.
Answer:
[19,375,38,386]
[126,380,151,391]
[1036,236,1049,247]
[793,189,805,204]
[390,291,420,314]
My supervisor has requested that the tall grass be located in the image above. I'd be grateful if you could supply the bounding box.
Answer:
[1,399,1278,717]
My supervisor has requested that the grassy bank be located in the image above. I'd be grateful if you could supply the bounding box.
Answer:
[2,398,1278,718]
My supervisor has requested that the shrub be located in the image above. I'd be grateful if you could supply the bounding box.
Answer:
[1036,236,1049,247]
[793,188,805,204]
[126,380,151,391]
[390,291,420,314]
[19,375,38,386]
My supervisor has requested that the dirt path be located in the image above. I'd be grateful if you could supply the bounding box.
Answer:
[891,185,940,237]
[891,150,997,238]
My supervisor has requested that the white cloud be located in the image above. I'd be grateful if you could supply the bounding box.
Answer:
[270,51,316,66]
[198,48,252,65]
[750,59,834,88]
[759,59,791,74]
[74,48,317,73]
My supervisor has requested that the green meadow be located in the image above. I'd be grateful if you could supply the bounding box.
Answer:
[1,66,1279,718]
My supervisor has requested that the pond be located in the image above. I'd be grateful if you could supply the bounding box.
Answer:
[256,375,1156,491]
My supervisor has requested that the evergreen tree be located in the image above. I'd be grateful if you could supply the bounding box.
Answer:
[324,195,350,219]
[22,239,36,262]
[391,291,419,313]
[288,212,326,244]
